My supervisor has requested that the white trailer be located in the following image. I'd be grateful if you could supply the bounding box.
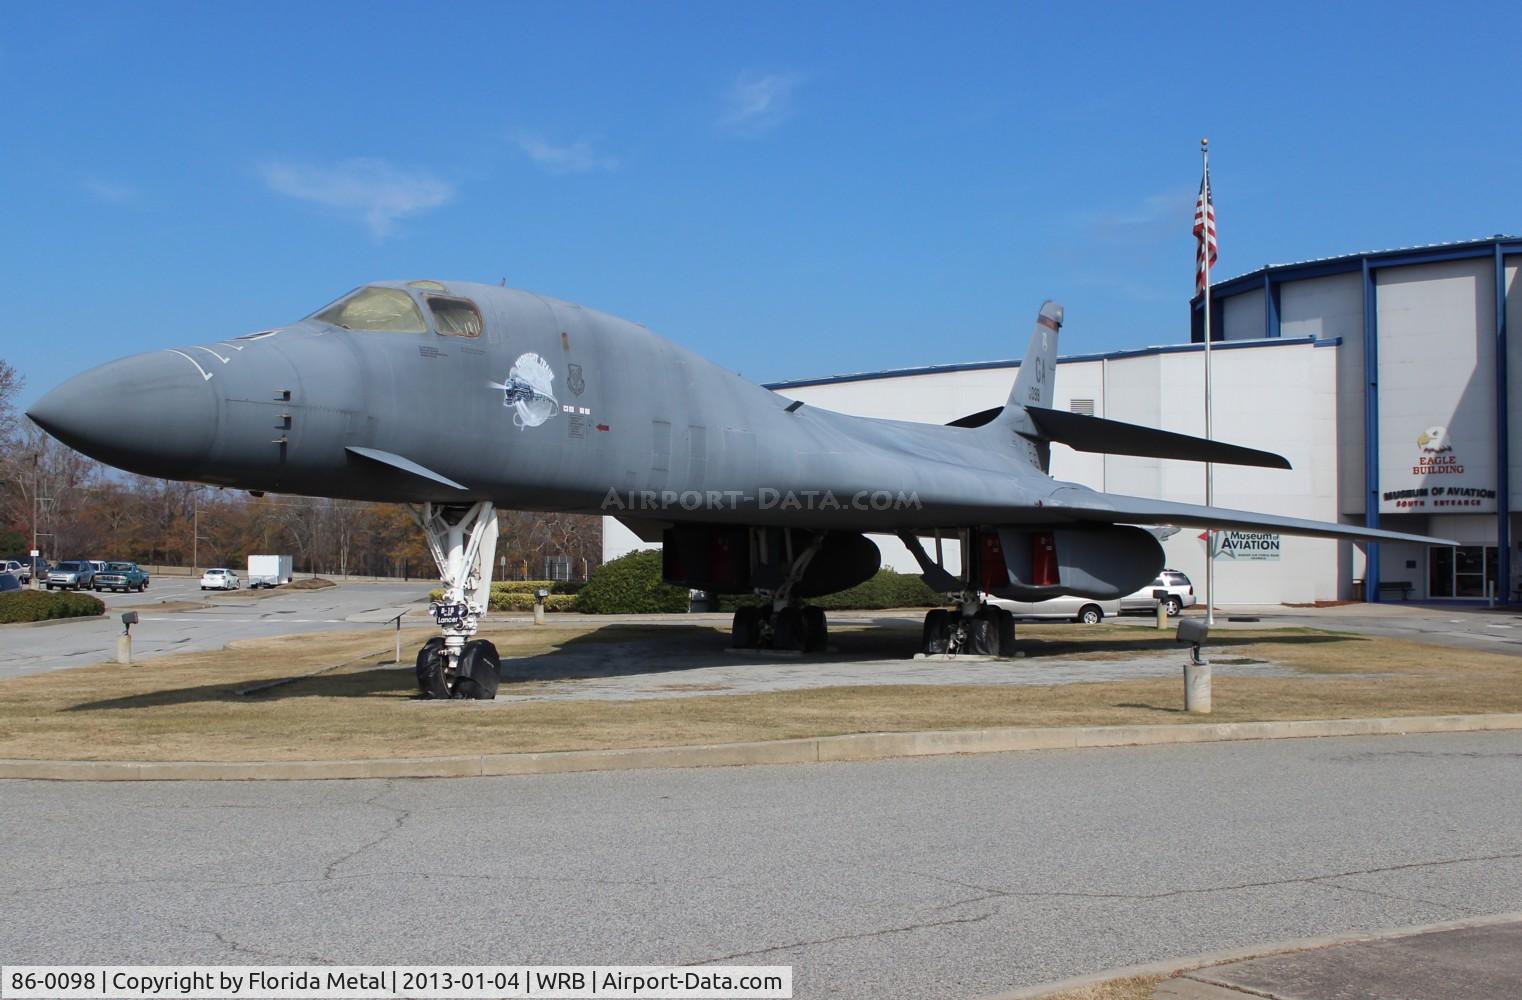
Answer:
[247,554,294,588]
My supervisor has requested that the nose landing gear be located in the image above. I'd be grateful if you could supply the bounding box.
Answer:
[410,500,501,699]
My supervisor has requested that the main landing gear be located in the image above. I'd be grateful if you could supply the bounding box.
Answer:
[921,594,1016,657]
[410,501,502,699]
[729,531,830,653]
[898,530,1018,658]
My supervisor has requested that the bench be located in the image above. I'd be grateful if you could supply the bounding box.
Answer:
[1377,580,1414,600]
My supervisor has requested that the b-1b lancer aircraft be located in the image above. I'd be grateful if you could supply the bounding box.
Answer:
[29,283,1447,697]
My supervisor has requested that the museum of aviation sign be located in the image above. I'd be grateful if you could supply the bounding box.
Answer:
[1201,530,1281,561]
[1380,424,1497,511]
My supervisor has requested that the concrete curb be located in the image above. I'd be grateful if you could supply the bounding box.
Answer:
[0,613,107,630]
[985,910,1522,999]
[1,712,1520,782]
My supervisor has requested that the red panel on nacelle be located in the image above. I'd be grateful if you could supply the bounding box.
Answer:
[977,532,1007,593]
[1031,531,1058,586]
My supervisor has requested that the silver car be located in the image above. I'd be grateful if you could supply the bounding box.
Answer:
[46,560,95,590]
[986,593,1121,624]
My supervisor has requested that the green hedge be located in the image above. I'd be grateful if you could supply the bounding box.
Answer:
[492,580,583,596]
[575,549,691,614]
[719,568,943,612]
[492,592,579,612]
[428,580,583,608]
[0,590,106,624]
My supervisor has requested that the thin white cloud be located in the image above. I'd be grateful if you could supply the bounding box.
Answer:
[1082,189,1197,246]
[81,176,139,206]
[512,132,620,175]
[259,158,454,238]
[719,71,802,137]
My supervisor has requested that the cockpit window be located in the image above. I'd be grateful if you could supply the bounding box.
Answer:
[428,296,483,338]
[407,280,448,292]
[315,287,427,333]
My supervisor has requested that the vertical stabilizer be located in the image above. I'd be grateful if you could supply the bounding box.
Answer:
[1009,300,1062,410]
[986,300,1062,471]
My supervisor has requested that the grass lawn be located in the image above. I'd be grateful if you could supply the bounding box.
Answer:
[1,619,1519,762]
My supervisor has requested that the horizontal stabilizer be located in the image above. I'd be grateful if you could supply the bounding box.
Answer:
[345,446,467,490]
[1045,487,1456,546]
[1025,406,1291,470]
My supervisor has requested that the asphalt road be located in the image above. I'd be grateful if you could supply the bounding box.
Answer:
[3,731,1520,998]
[1,581,431,678]
[1238,603,1522,655]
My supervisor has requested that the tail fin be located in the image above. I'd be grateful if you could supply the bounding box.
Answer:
[980,300,1292,474]
[987,300,1063,470]
[1010,300,1062,410]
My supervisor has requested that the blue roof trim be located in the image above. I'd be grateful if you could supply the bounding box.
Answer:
[1200,234,1522,304]
[766,336,1323,390]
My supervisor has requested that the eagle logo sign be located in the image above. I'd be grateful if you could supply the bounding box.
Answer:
[1417,426,1451,454]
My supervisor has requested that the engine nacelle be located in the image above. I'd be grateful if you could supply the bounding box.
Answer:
[983,524,1164,601]
[662,525,881,597]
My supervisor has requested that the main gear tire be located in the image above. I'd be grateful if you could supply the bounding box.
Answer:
[802,606,828,653]
[996,607,1015,656]
[922,609,952,655]
[452,640,501,700]
[414,637,450,699]
[731,606,762,648]
[772,607,807,652]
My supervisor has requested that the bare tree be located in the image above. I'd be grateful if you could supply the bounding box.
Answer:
[0,359,20,447]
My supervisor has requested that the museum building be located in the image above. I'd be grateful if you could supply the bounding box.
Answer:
[604,235,1522,605]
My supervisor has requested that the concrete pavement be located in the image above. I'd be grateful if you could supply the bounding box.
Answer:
[1203,601,1522,655]
[1154,918,1522,999]
[0,580,432,678]
[3,731,1520,998]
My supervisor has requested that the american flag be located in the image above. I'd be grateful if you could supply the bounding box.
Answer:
[1193,167,1217,293]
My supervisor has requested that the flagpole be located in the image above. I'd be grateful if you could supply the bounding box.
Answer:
[1201,137,1215,628]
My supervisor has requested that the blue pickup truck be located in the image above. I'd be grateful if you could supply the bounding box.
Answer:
[92,561,150,593]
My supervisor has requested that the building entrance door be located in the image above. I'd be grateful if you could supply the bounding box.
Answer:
[1428,545,1499,598]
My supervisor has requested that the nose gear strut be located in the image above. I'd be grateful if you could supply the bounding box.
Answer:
[409,500,501,699]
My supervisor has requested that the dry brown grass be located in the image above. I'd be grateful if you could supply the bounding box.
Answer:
[1040,976,1158,1000]
[1,619,1519,762]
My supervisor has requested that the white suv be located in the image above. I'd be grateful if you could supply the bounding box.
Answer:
[199,568,240,591]
[1120,570,1196,616]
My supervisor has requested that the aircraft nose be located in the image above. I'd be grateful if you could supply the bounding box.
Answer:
[27,350,219,477]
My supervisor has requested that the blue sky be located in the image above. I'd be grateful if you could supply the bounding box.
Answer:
[5,1,1519,407]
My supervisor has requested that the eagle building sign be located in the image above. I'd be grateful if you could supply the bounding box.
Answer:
[1380,423,1497,513]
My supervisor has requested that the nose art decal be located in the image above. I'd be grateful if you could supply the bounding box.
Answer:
[489,352,558,429]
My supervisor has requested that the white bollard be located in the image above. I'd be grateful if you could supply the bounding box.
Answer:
[116,633,132,666]
[1184,661,1211,714]
[1155,599,1168,629]
[533,599,546,625]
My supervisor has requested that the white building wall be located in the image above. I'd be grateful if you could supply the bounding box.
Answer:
[1280,272,1366,516]
[1133,344,1340,603]
[1222,288,1266,341]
